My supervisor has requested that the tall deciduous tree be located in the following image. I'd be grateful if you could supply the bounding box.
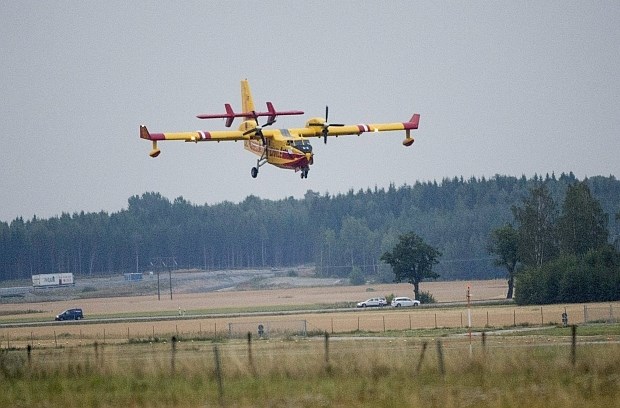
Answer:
[380,232,441,300]
[557,181,608,257]
[488,223,520,299]
[512,184,558,267]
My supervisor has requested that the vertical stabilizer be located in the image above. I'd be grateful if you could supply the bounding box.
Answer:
[241,79,255,118]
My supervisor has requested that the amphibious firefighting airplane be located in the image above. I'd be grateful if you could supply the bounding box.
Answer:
[140,80,420,179]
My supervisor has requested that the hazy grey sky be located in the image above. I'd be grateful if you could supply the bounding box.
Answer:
[1,1,619,222]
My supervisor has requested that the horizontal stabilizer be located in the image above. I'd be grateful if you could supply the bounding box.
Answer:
[197,102,303,126]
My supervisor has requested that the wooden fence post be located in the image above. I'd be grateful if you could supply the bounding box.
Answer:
[324,332,330,366]
[171,336,177,373]
[571,325,577,367]
[436,340,445,377]
[415,341,428,374]
[247,332,255,375]
[213,345,224,401]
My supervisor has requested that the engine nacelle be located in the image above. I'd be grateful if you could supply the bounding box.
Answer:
[305,117,326,128]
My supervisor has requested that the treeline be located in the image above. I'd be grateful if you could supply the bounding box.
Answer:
[1,173,619,282]
[498,181,620,305]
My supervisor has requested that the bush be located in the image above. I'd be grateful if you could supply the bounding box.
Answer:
[417,291,436,304]
[82,286,97,293]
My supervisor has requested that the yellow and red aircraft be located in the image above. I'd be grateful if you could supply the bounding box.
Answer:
[140,80,420,179]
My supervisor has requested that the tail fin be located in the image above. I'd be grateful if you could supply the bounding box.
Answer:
[241,79,255,119]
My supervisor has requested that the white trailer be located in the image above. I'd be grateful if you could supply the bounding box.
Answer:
[32,273,74,288]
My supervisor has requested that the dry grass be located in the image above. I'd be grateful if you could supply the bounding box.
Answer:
[1,279,619,348]
[1,276,619,406]
[1,336,618,407]
[0,279,508,318]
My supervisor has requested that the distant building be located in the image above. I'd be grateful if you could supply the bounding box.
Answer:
[124,272,143,282]
[32,273,74,288]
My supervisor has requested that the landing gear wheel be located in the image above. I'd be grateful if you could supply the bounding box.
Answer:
[251,167,258,178]
[300,168,309,179]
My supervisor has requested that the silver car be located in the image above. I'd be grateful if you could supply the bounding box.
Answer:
[391,297,420,307]
[356,297,387,307]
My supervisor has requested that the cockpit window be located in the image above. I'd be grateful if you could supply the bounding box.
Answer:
[280,129,312,153]
[293,140,312,153]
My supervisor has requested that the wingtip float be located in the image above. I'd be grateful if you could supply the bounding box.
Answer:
[140,79,420,179]
[139,125,161,157]
[402,113,420,146]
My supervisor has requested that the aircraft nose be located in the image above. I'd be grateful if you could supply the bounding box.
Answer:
[306,153,313,164]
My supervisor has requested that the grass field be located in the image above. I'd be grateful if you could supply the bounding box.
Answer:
[0,279,508,316]
[1,279,619,346]
[1,279,619,406]
[1,329,619,407]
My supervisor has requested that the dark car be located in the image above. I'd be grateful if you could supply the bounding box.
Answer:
[55,308,84,321]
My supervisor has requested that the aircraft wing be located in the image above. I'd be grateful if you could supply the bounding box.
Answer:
[295,113,420,138]
[140,125,248,143]
[140,125,254,158]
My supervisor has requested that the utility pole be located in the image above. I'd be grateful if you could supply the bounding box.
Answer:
[166,260,173,300]
[151,257,177,301]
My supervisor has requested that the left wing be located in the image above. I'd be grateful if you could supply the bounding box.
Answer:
[140,125,249,157]
[140,125,248,142]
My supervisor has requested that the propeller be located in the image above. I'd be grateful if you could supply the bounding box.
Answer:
[243,111,276,144]
[312,106,345,144]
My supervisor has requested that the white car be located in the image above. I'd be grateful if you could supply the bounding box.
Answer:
[391,297,420,307]
[356,297,387,308]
